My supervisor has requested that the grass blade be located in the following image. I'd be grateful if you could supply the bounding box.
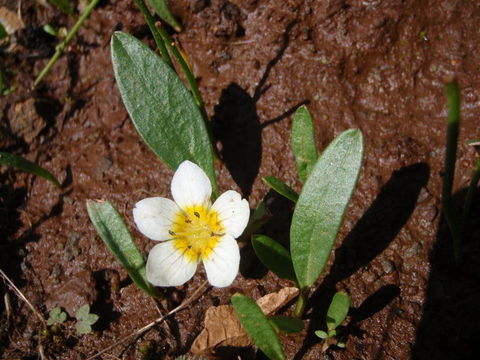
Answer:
[231,294,286,360]
[86,200,161,298]
[0,152,60,187]
[262,176,298,202]
[111,32,217,195]
[291,129,363,290]
[442,82,462,264]
[291,105,318,182]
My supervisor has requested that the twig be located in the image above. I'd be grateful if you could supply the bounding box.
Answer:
[0,268,46,326]
[34,0,101,86]
[85,280,209,360]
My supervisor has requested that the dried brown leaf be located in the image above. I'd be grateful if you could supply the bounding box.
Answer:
[190,287,299,356]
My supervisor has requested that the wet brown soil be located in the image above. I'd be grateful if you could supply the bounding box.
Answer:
[1,0,480,359]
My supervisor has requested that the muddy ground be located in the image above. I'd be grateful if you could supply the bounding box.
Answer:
[1,0,480,359]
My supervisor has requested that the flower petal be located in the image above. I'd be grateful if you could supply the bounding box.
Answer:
[203,234,240,287]
[133,197,180,241]
[211,190,250,238]
[146,242,197,287]
[171,161,212,209]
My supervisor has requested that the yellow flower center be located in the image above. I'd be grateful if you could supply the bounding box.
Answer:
[171,205,224,263]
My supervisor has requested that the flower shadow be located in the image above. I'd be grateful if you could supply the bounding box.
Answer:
[211,21,306,199]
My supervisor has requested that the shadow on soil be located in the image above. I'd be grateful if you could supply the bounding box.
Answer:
[413,187,480,360]
[294,162,430,359]
[212,21,305,199]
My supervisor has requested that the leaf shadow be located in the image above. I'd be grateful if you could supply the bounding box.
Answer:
[413,186,480,360]
[239,190,295,279]
[211,21,306,199]
[293,162,429,359]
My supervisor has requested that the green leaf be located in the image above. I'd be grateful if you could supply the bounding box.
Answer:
[243,200,271,239]
[48,0,74,14]
[47,307,67,326]
[146,0,182,31]
[111,32,217,194]
[262,176,299,202]
[75,305,99,335]
[43,24,57,37]
[0,152,61,187]
[0,22,7,40]
[252,235,296,283]
[290,129,363,289]
[231,294,286,360]
[315,330,328,339]
[86,199,161,298]
[326,292,351,331]
[291,105,318,182]
[269,315,303,333]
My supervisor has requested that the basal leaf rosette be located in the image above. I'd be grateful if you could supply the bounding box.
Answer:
[133,161,250,287]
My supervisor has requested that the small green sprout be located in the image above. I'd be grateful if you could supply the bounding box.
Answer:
[315,292,350,351]
[419,31,428,41]
[46,307,67,326]
[75,304,99,335]
[441,82,480,264]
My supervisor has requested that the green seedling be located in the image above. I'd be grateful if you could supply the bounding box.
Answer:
[75,304,99,335]
[315,292,351,351]
[46,307,67,326]
[256,106,363,317]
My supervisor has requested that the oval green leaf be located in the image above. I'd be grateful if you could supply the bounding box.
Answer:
[0,152,61,188]
[111,32,217,193]
[326,292,351,331]
[269,315,304,333]
[147,0,182,31]
[231,294,286,360]
[262,176,299,203]
[290,129,363,289]
[291,105,318,182]
[252,235,296,283]
[86,199,161,298]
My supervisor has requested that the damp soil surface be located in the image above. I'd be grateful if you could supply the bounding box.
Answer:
[1,0,480,359]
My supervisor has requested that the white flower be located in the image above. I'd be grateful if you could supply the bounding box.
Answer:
[133,160,250,288]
